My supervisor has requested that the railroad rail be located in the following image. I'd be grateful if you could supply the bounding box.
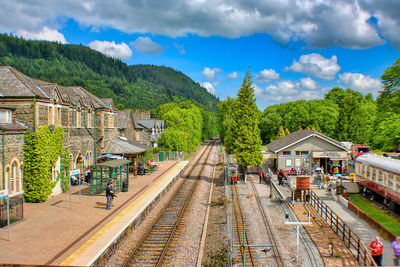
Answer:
[231,183,255,266]
[249,180,284,267]
[122,140,216,266]
[269,174,325,266]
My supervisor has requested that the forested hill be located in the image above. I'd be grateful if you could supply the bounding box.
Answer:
[0,34,219,110]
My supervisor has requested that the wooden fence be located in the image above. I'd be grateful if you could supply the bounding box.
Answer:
[309,190,377,266]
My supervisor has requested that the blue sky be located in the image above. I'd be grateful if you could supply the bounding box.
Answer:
[1,0,400,110]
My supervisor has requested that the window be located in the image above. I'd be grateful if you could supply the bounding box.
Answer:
[295,151,309,155]
[295,158,301,167]
[388,174,394,189]
[283,151,291,155]
[285,158,292,167]
[5,167,9,191]
[396,176,400,193]
[11,162,17,193]
[372,169,377,182]
[0,110,11,123]
[19,166,23,192]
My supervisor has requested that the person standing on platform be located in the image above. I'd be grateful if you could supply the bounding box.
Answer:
[106,180,115,210]
[259,169,264,184]
[393,236,400,266]
[370,236,384,266]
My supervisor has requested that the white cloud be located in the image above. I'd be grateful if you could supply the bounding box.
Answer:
[200,81,216,95]
[88,40,132,60]
[255,69,280,83]
[0,0,391,50]
[339,72,382,95]
[226,71,238,80]
[253,84,264,95]
[256,78,322,104]
[15,27,67,43]
[284,53,341,80]
[300,77,319,90]
[202,67,222,81]
[131,37,163,54]
[173,43,186,55]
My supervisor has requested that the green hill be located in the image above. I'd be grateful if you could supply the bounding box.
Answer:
[0,34,219,111]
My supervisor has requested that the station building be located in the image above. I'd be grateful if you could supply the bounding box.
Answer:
[0,66,164,200]
[264,130,349,174]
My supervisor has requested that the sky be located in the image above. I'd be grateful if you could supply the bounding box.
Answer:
[1,0,400,110]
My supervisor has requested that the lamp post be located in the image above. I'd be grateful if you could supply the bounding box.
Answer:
[284,212,312,263]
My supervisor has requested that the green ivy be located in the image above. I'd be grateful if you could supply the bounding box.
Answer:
[23,126,67,202]
[60,150,71,192]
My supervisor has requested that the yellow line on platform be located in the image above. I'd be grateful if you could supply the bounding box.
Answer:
[61,161,186,266]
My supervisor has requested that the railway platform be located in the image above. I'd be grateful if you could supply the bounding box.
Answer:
[0,160,188,266]
[313,188,393,266]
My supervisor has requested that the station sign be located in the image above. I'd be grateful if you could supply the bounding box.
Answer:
[0,189,8,199]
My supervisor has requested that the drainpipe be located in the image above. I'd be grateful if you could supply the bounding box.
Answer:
[2,130,4,190]
[33,96,37,132]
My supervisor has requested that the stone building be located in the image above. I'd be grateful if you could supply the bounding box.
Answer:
[0,106,27,199]
[135,119,165,147]
[265,130,349,174]
[0,66,120,197]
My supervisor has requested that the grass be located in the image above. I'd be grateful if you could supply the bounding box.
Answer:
[349,194,400,236]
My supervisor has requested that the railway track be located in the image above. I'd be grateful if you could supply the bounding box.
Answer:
[269,177,325,266]
[231,183,255,266]
[249,180,284,267]
[122,140,216,267]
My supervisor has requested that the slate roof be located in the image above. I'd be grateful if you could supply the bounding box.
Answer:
[0,66,111,110]
[266,130,347,153]
[136,119,164,130]
[0,121,28,131]
[103,138,146,155]
[101,98,116,110]
[0,66,49,98]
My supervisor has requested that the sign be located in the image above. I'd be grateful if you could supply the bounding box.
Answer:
[0,189,8,199]
[312,151,348,159]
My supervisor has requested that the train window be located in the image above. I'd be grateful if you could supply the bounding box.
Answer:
[367,168,370,179]
[396,176,400,192]
[378,171,383,184]
[388,174,394,189]
[372,169,377,182]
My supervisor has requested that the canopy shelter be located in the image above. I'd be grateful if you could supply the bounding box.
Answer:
[103,137,146,173]
[90,159,130,196]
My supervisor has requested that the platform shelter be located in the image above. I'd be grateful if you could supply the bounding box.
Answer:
[90,159,130,196]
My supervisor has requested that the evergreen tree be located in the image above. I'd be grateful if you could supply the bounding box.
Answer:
[225,71,262,180]
[285,128,290,136]
[276,126,286,139]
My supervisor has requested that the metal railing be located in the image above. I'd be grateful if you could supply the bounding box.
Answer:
[308,190,376,266]
[0,197,23,227]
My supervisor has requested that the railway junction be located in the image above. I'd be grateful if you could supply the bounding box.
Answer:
[0,140,395,266]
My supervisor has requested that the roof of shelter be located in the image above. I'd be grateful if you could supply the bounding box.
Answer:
[95,159,131,168]
[104,137,146,155]
[356,154,400,175]
[136,119,164,130]
[266,130,348,153]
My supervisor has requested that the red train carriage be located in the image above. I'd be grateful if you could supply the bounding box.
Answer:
[229,166,238,183]
[355,154,400,211]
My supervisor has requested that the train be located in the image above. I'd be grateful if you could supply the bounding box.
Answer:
[355,153,400,213]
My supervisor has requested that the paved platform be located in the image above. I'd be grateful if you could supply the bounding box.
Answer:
[0,160,187,265]
[313,189,393,266]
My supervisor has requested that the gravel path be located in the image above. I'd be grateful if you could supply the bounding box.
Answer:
[162,144,217,266]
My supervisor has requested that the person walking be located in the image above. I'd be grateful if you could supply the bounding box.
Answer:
[317,173,322,189]
[106,180,115,210]
[392,236,400,266]
[370,236,384,266]
[259,169,264,184]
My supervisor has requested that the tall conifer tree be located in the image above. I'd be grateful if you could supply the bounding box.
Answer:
[225,71,262,179]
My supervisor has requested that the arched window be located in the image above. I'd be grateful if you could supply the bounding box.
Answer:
[11,161,17,193]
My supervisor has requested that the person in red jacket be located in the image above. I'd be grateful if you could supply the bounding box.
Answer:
[370,236,384,266]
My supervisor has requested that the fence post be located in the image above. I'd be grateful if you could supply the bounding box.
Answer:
[348,229,351,248]
[330,210,333,228]
[357,239,360,263]
[343,224,346,242]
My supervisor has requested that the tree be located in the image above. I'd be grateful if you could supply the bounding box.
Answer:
[285,128,291,136]
[217,97,236,142]
[225,71,262,180]
[276,125,286,140]
[372,112,400,151]
[325,87,345,106]
[378,57,400,114]
[116,103,125,110]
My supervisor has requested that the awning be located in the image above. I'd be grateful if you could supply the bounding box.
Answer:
[95,159,131,168]
[97,154,127,160]
[312,151,348,159]
[104,138,146,155]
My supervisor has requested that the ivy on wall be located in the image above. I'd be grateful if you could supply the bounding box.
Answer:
[60,149,71,192]
[23,125,67,202]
